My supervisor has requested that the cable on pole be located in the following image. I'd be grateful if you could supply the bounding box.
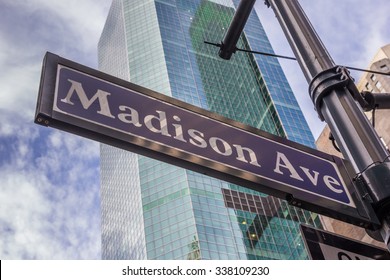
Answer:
[204,41,390,77]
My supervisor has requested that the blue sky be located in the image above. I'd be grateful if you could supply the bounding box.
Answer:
[0,0,389,259]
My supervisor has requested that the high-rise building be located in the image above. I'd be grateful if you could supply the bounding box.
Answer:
[316,44,390,248]
[98,0,321,260]
[357,44,390,98]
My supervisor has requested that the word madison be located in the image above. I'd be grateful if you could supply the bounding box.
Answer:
[54,65,351,205]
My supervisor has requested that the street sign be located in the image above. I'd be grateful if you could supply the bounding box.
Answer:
[300,224,390,260]
[35,52,379,228]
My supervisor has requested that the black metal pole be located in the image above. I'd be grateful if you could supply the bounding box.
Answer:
[265,0,390,250]
[217,0,390,251]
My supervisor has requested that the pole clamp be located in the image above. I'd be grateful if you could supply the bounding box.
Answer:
[359,161,390,219]
[309,66,365,121]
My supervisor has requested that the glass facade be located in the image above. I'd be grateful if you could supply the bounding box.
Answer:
[98,0,321,260]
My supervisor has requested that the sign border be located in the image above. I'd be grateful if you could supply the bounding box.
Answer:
[54,64,356,207]
[35,52,380,229]
[300,224,390,260]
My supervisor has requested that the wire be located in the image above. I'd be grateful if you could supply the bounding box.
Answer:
[344,66,390,77]
[204,41,221,47]
[204,41,390,76]
[235,47,297,61]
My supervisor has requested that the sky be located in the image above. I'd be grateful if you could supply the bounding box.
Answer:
[0,0,389,259]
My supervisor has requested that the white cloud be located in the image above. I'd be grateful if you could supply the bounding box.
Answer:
[0,124,100,259]
[0,0,112,123]
[1,0,111,57]
[0,0,106,259]
[0,0,389,260]
[299,0,389,71]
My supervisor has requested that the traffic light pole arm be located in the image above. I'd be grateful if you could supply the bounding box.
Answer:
[362,92,390,111]
[218,0,256,60]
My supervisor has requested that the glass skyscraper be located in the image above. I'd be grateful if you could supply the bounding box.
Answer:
[98,0,321,260]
